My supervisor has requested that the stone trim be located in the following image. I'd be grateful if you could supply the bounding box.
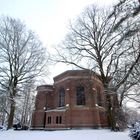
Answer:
[54,76,102,84]
[46,109,66,112]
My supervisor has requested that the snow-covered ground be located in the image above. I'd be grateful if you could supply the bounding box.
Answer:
[0,129,131,140]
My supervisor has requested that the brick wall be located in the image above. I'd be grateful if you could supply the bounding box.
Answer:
[32,70,109,129]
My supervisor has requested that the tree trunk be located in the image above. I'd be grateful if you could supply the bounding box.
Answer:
[105,93,116,130]
[7,101,15,129]
[104,81,117,131]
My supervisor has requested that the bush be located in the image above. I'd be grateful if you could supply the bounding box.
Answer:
[0,125,6,131]
[13,123,29,130]
[129,122,140,140]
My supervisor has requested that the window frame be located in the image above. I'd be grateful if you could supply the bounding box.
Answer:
[56,116,62,124]
[76,86,85,105]
[59,88,65,107]
[47,116,51,124]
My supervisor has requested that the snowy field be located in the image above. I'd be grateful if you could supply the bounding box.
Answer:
[0,129,131,140]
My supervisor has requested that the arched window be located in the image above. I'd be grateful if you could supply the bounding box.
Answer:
[59,88,65,107]
[76,86,85,105]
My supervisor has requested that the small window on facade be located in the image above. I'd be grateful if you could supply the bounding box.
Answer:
[56,116,59,124]
[47,116,51,124]
[59,88,65,107]
[76,86,85,105]
[56,116,62,124]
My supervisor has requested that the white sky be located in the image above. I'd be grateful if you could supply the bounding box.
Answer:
[0,0,118,83]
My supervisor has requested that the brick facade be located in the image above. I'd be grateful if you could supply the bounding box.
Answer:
[31,70,109,130]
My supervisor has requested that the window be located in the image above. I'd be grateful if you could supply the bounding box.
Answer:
[97,87,102,106]
[76,86,85,105]
[56,116,62,124]
[47,116,51,124]
[59,88,65,107]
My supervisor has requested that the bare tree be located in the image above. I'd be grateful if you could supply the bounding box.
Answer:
[15,80,36,127]
[0,88,9,125]
[0,16,49,129]
[53,0,140,130]
[124,107,140,125]
[107,0,140,106]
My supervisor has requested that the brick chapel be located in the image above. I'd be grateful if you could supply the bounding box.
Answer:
[31,70,116,130]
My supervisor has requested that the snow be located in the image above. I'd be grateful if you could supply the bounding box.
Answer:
[0,129,131,140]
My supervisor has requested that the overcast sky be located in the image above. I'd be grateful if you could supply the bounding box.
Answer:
[0,0,118,82]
